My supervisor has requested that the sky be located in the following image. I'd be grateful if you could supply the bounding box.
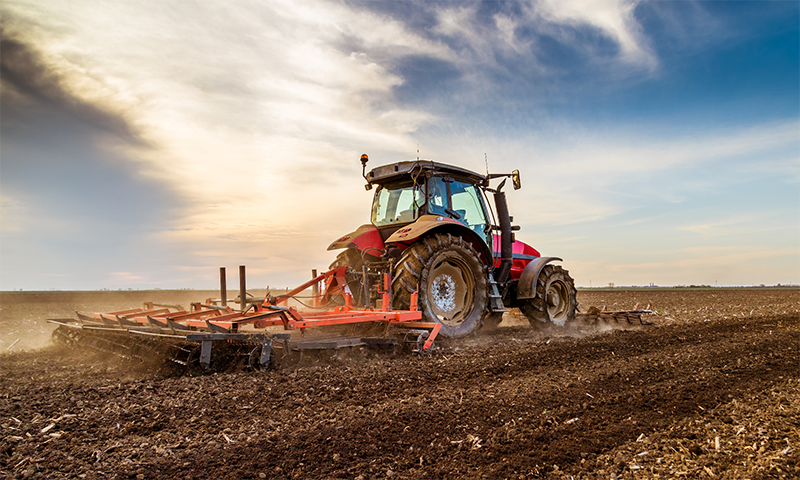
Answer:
[1,0,798,291]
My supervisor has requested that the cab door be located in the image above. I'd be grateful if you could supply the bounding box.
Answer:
[427,176,492,249]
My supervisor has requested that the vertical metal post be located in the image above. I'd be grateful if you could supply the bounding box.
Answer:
[382,272,391,311]
[239,265,246,312]
[362,264,371,308]
[220,267,227,307]
[311,269,318,307]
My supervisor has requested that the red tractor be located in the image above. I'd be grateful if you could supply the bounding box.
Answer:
[327,155,578,337]
[49,156,650,371]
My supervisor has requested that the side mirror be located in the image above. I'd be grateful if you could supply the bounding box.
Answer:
[511,170,521,190]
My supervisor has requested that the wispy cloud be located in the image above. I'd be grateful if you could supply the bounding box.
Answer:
[678,216,752,236]
[368,0,658,95]
[535,0,656,68]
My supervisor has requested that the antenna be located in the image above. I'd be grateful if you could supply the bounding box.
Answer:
[484,153,489,176]
[416,143,419,161]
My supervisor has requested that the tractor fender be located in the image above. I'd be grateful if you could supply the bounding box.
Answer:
[327,224,384,255]
[384,215,463,244]
[516,256,563,299]
[385,215,492,265]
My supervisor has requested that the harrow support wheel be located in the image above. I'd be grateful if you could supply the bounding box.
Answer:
[520,264,578,327]
[392,233,487,337]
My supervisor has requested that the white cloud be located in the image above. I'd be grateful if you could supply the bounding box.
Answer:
[2,0,443,243]
[425,0,656,76]
[536,0,656,69]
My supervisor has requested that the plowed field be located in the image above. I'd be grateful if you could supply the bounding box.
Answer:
[1,288,798,479]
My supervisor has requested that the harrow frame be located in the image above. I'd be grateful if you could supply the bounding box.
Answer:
[48,267,441,371]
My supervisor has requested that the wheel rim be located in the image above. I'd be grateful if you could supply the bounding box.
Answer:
[426,254,475,325]
[546,279,571,324]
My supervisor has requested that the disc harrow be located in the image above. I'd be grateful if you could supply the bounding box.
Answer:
[48,268,441,373]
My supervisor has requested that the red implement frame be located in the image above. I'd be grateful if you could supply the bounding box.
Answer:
[79,269,441,353]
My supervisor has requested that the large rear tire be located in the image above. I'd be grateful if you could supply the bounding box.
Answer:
[392,234,487,337]
[520,264,578,327]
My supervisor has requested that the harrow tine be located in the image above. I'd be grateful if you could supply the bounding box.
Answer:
[116,315,138,327]
[147,315,168,328]
[205,320,229,333]
[167,318,191,332]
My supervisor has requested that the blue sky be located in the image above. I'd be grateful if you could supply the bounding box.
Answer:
[1,0,798,290]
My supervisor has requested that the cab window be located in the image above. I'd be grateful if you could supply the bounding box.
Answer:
[371,180,424,226]
[428,177,489,238]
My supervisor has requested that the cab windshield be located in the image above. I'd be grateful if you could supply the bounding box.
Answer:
[371,180,424,226]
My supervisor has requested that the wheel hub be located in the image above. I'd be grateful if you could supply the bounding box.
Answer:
[427,257,474,324]
[546,280,569,322]
[547,291,561,308]
[431,274,457,312]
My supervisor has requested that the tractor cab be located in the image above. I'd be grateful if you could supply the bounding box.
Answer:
[328,157,526,268]
[369,166,492,248]
[364,160,495,249]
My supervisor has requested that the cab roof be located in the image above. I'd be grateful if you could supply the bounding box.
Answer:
[366,160,486,186]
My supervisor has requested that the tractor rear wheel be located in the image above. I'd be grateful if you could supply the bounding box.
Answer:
[392,234,487,337]
[520,264,578,327]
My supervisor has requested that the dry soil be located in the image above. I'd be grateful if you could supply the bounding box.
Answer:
[0,288,798,479]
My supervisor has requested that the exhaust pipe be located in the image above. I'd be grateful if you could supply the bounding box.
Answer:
[493,180,513,283]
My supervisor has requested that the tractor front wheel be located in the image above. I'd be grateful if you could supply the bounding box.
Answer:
[520,264,578,327]
[392,234,487,337]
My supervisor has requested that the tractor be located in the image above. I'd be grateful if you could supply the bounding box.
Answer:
[327,155,578,337]
[48,155,652,371]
